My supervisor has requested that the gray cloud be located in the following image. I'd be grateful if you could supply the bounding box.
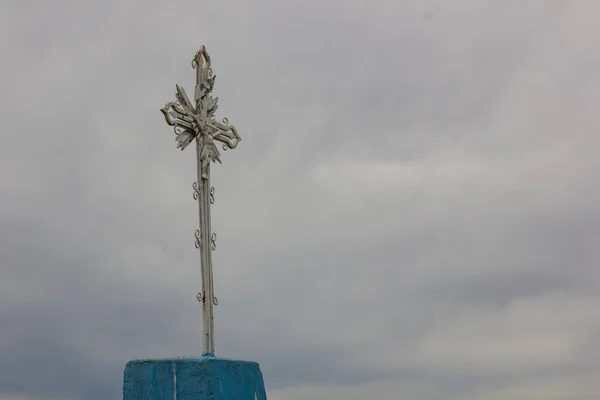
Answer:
[1,1,599,399]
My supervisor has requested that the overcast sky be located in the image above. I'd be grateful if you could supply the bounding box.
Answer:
[1,1,600,399]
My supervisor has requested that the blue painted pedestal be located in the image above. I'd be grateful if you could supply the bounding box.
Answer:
[123,357,267,400]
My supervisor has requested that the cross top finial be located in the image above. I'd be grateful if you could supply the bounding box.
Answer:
[192,45,211,69]
[192,46,213,101]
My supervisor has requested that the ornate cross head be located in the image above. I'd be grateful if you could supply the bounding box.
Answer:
[160,46,241,177]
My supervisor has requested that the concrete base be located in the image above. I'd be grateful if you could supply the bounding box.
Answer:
[123,357,267,400]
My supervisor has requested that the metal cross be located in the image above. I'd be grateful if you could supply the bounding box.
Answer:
[160,46,240,356]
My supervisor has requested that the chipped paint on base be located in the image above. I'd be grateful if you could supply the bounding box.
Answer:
[172,361,177,400]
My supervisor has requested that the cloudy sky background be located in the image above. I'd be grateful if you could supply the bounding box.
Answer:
[1,0,600,399]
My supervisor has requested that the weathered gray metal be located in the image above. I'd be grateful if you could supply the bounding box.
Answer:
[161,46,240,355]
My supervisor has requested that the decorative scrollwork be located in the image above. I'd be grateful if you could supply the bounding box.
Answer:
[194,229,201,249]
[209,186,215,204]
[193,181,200,200]
[211,232,217,250]
[195,292,217,306]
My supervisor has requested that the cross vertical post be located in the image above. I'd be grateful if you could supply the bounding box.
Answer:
[160,46,241,356]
